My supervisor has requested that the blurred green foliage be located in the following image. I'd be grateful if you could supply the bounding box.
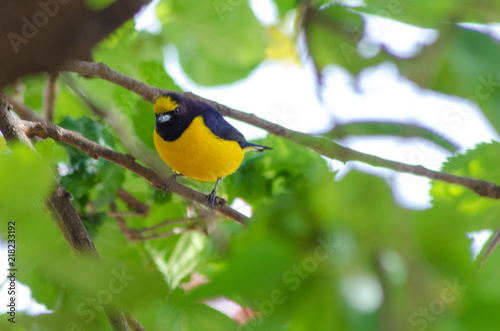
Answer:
[1,0,500,330]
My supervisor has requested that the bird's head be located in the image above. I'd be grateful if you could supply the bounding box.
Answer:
[154,93,183,124]
[154,93,203,141]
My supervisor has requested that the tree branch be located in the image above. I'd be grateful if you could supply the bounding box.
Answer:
[110,203,200,242]
[0,93,44,121]
[63,60,500,199]
[64,60,158,101]
[118,189,149,214]
[20,120,250,225]
[326,121,460,152]
[137,216,203,233]
[476,228,500,268]
[0,0,152,88]
[125,312,146,331]
[43,72,59,122]
[0,98,130,330]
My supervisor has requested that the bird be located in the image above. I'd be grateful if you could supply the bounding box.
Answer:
[153,92,272,208]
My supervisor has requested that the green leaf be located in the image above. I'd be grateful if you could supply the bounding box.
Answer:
[359,0,500,28]
[59,116,117,149]
[431,141,500,231]
[92,222,169,309]
[54,83,92,123]
[412,27,500,134]
[0,146,71,310]
[96,26,175,85]
[288,279,344,331]
[158,0,267,85]
[148,232,208,289]
[139,60,180,90]
[272,0,297,18]
[130,96,157,151]
[94,161,125,208]
[85,0,114,10]
[35,138,56,160]
[191,169,417,329]
[0,144,54,222]
[0,137,7,153]
[414,142,500,279]
[20,74,45,113]
[141,198,186,229]
[224,135,328,207]
[35,138,68,164]
[80,212,106,238]
[152,300,238,331]
[304,4,393,75]
[58,116,124,212]
[462,247,500,329]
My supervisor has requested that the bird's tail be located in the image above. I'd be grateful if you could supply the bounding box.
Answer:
[242,142,273,152]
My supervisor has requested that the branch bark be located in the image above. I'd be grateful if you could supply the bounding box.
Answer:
[63,60,500,200]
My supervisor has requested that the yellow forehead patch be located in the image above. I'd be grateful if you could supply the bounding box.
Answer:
[154,95,179,114]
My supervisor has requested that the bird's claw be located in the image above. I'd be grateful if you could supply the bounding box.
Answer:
[206,191,216,210]
[205,193,226,210]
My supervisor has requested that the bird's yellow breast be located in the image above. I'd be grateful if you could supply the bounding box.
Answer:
[154,116,245,182]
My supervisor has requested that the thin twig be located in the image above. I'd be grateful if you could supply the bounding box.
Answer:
[61,73,106,117]
[108,211,146,217]
[118,188,149,214]
[20,120,250,225]
[137,216,203,233]
[126,313,146,331]
[110,204,198,241]
[63,60,500,199]
[476,227,500,268]
[84,211,147,218]
[43,72,59,122]
[134,230,179,241]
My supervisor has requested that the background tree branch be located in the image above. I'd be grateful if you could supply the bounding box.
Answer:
[326,121,460,152]
[0,0,151,88]
[43,72,59,121]
[0,97,131,330]
[0,93,44,121]
[63,60,500,200]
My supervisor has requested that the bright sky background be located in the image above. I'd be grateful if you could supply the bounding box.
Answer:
[3,0,499,318]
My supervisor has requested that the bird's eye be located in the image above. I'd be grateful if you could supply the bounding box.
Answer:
[174,107,180,114]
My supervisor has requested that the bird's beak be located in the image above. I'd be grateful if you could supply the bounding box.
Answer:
[157,113,171,123]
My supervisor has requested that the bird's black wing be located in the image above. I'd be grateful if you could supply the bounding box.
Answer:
[201,102,273,151]
[201,104,247,144]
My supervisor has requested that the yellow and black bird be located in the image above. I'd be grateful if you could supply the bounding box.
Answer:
[153,92,272,208]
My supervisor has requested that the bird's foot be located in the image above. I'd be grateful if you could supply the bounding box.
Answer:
[205,191,227,210]
[205,189,217,210]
